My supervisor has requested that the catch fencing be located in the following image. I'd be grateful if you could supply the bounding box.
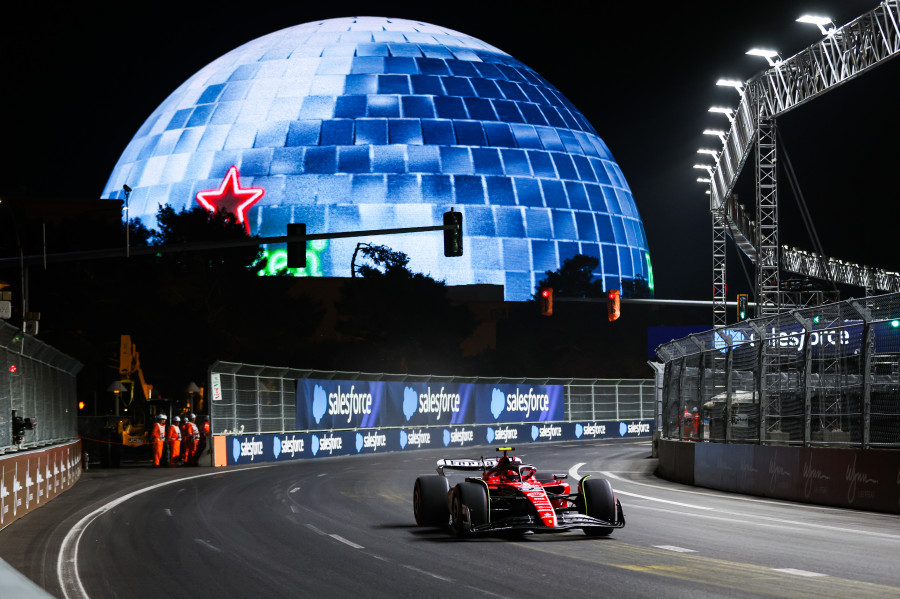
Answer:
[208,362,654,435]
[655,292,900,447]
[0,319,82,452]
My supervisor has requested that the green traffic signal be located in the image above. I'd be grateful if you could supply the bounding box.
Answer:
[891,319,900,329]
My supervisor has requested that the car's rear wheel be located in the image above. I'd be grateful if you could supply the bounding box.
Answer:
[413,476,450,526]
[449,482,488,537]
[578,477,617,537]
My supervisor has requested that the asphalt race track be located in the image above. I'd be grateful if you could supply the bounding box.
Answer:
[2,439,900,598]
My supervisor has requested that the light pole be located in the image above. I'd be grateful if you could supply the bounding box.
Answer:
[123,184,132,258]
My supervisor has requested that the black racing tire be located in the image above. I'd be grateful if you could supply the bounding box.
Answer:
[449,482,489,537]
[413,476,450,527]
[578,477,617,537]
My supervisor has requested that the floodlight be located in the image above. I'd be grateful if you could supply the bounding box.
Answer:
[704,129,727,144]
[697,177,711,183]
[797,14,833,35]
[693,164,713,175]
[697,148,718,157]
[716,79,744,92]
[708,106,735,123]
[746,48,780,66]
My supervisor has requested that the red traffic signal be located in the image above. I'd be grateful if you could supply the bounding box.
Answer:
[607,289,620,322]
[540,287,553,316]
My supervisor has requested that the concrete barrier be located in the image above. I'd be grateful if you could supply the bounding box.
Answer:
[657,440,900,514]
[0,440,82,533]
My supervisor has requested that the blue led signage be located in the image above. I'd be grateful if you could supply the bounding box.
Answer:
[103,17,652,300]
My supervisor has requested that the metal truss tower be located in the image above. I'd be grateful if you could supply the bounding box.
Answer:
[706,1,900,324]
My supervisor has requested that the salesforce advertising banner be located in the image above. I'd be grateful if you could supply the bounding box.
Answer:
[225,420,654,465]
[296,379,564,430]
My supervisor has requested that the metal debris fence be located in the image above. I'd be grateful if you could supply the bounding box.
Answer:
[0,320,82,452]
[207,362,655,434]
[655,293,900,447]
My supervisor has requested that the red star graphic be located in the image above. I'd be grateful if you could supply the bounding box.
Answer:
[195,166,264,235]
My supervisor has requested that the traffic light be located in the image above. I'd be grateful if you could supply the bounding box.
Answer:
[443,210,463,257]
[737,294,749,321]
[539,287,553,316]
[607,289,620,322]
[287,223,306,268]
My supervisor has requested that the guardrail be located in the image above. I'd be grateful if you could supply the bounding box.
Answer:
[655,292,900,448]
[207,362,656,465]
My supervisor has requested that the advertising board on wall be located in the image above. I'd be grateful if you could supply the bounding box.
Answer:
[220,420,654,466]
[296,379,565,430]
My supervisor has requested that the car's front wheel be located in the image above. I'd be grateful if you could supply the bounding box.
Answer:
[578,476,617,537]
[449,482,488,537]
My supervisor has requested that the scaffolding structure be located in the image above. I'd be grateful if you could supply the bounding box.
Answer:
[705,1,900,326]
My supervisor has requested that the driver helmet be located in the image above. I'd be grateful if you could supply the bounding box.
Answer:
[499,469,520,482]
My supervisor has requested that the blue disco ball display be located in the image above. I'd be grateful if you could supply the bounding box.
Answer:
[103,17,652,300]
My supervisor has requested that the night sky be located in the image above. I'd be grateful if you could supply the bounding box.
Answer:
[2,0,896,301]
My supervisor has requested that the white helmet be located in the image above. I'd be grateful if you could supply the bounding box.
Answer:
[173,416,181,423]
[158,414,167,420]
[189,413,196,420]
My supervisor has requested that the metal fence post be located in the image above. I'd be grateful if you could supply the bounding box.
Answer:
[792,313,813,447]
[851,301,873,449]
[749,321,767,444]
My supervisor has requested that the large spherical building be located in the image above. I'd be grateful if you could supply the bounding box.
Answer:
[103,17,652,300]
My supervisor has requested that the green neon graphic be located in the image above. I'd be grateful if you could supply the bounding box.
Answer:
[644,252,654,291]
[257,240,328,277]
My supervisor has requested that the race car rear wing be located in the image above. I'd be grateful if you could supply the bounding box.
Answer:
[436,456,522,476]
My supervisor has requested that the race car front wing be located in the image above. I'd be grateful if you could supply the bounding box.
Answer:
[467,501,626,535]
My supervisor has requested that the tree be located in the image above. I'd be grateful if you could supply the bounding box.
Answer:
[151,205,265,273]
[535,254,605,299]
[335,244,476,373]
[621,274,652,299]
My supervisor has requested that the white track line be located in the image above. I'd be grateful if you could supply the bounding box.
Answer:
[329,534,364,549]
[57,466,274,599]
[569,463,900,541]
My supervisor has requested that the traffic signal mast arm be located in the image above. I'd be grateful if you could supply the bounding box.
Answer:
[0,219,464,266]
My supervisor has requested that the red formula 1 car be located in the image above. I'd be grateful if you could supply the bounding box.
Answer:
[413,447,625,537]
